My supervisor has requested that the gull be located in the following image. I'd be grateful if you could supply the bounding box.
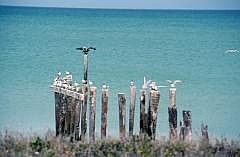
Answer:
[166,80,182,88]
[142,76,152,89]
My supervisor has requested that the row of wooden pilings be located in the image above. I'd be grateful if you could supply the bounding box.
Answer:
[52,47,210,144]
[52,73,198,144]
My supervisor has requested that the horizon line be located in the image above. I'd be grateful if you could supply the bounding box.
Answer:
[1,4,240,11]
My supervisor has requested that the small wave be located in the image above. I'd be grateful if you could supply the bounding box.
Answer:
[225,49,239,54]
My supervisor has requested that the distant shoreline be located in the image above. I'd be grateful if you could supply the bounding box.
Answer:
[1,5,240,11]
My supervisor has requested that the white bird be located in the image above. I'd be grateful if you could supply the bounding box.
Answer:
[130,80,134,86]
[74,81,79,87]
[166,80,182,88]
[142,76,152,89]
[102,83,108,89]
[158,85,168,88]
[89,80,93,86]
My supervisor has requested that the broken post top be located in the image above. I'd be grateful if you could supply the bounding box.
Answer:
[183,110,192,127]
[76,47,96,54]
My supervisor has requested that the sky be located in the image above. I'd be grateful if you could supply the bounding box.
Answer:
[0,0,240,10]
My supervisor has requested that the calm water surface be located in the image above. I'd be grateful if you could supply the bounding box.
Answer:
[0,6,240,138]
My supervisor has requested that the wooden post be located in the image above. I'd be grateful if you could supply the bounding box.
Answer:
[54,92,61,136]
[183,110,192,142]
[80,83,88,143]
[74,98,82,141]
[129,81,136,136]
[168,107,177,141]
[201,123,209,142]
[70,97,77,141]
[101,85,109,139]
[118,93,126,140]
[65,96,72,136]
[168,86,178,141]
[143,113,148,134]
[179,121,184,141]
[89,86,97,144]
[140,90,146,134]
[76,47,96,82]
[60,94,67,136]
[147,89,160,139]
[83,53,88,81]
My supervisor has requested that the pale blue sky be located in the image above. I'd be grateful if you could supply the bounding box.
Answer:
[0,0,240,10]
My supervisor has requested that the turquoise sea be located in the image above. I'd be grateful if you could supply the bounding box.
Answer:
[0,6,240,139]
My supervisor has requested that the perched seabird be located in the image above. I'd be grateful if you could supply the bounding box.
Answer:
[166,80,182,88]
[142,76,152,89]
[76,47,96,54]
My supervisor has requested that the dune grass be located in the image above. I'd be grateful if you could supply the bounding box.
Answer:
[1,130,240,157]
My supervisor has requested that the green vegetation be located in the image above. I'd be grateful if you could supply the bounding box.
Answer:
[0,130,240,157]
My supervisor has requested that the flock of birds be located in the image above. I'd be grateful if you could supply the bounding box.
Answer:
[53,72,181,93]
[142,76,182,91]
[53,46,182,92]
[53,71,81,91]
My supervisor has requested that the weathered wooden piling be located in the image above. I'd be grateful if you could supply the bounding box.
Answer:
[80,83,88,143]
[76,47,96,82]
[129,81,136,136]
[65,96,72,136]
[183,110,192,142]
[74,98,82,141]
[52,72,85,140]
[89,86,97,144]
[168,107,177,140]
[143,113,148,134]
[83,53,88,81]
[101,85,109,139]
[69,97,75,137]
[61,94,67,135]
[201,123,209,142]
[168,86,177,141]
[140,90,146,134]
[73,85,83,141]
[54,92,61,136]
[167,80,181,141]
[118,93,126,140]
[147,89,160,139]
[179,121,184,141]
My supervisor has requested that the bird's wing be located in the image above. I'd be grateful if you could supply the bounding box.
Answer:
[166,80,172,83]
[174,80,182,84]
[158,85,168,88]
[89,47,96,50]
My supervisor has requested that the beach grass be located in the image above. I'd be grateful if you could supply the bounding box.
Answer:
[1,130,240,157]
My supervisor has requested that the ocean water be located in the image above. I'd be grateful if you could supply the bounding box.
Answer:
[0,6,240,139]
